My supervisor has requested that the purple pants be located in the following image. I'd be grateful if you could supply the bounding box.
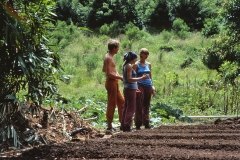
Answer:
[121,88,137,127]
[134,84,152,127]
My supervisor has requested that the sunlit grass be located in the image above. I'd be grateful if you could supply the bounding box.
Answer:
[56,30,221,118]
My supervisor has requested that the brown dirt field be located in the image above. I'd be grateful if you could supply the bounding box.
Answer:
[2,118,240,160]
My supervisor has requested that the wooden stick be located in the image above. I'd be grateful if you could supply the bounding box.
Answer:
[83,117,97,121]
[77,105,88,113]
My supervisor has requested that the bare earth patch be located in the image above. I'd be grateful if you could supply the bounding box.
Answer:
[1,116,240,160]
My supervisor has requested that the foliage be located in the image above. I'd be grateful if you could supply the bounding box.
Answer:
[168,0,213,30]
[0,0,62,148]
[223,0,240,33]
[161,29,172,43]
[48,20,87,52]
[147,0,171,30]
[172,18,190,39]
[54,0,90,26]
[55,25,233,117]
[151,102,193,123]
[2,0,240,149]
[180,57,193,69]
[186,46,202,57]
[87,0,142,29]
[84,53,99,74]
[99,21,121,37]
[0,0,61,103]
[53,0,223,32]
[219,61,240,84]
[126,25,149,41]
[202,41,223,71]
[202,0,240,83]
[201,18,221,37]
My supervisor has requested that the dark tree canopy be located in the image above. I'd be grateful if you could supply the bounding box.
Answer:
[202,0,240,83]
[87,0,142,29]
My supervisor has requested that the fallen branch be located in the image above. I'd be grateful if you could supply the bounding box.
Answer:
[76,105,88,113]
[83,117,97,121]
[69,128,87,136]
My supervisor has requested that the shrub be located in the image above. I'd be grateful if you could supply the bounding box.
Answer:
[201,18,220,37]
[59,38,69,49]
[186,46,201,57]
[95,71,104,84]
[124,22,137,32]
[99,21,121,37]
[84,53,99,74]
[161,29,172,43]
[121,40,133,50]
[172,18,190,39]
[99,24,110,35]
[126,26,149,41]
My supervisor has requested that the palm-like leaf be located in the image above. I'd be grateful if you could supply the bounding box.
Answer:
[0,0,61,148]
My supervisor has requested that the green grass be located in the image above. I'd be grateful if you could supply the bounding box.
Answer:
[45,29,239,129]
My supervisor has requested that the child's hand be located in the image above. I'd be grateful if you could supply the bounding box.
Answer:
[141,74,149,80]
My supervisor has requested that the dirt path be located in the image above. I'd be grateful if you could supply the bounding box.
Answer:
[6,118,240,160]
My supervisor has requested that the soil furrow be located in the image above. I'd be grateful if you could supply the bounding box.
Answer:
[5,118,240,159]
[113,133,240,140]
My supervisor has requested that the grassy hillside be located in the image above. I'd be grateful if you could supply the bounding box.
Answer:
[56,29,220,114]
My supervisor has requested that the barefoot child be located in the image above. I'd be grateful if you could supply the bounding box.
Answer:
[102,39,124,131]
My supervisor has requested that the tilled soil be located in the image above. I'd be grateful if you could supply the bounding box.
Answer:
[5,118,240,160]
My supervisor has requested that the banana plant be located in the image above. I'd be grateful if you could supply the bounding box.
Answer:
[0,0,62,148]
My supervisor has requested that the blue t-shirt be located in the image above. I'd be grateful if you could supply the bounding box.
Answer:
[136,62,152,87]
[123,65,138,89]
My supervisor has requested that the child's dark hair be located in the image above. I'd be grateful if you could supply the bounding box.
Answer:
[122,51,137,70]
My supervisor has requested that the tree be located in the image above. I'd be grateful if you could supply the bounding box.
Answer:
[202,0,240,84]
[147,0,171,30]
[168,0,213,31]
[87,0,142,30]
[54,0,91,26]
[0,0,61,147]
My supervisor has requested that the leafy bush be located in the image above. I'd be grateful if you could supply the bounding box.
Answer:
[201,18,220,37]
[172,18,190,39]
[151,102,193,123]
[219,61,239,84]
[59,38,69,49]
[96,73,103,85]
[168,0,213,30]
[161,29,172,42]
[186,46,201,57]
[64,66,77,75]
[0,0,61,148]
[121,40,133,50]
[88,0,142,29]
[223,0,240,33]
[99,24,110,35]
[99,21,121,37]
[124,22,138,32]
[126,26,149,41]
[147,0,171,30]
[49,21,80,51]
[84,53,99,74]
